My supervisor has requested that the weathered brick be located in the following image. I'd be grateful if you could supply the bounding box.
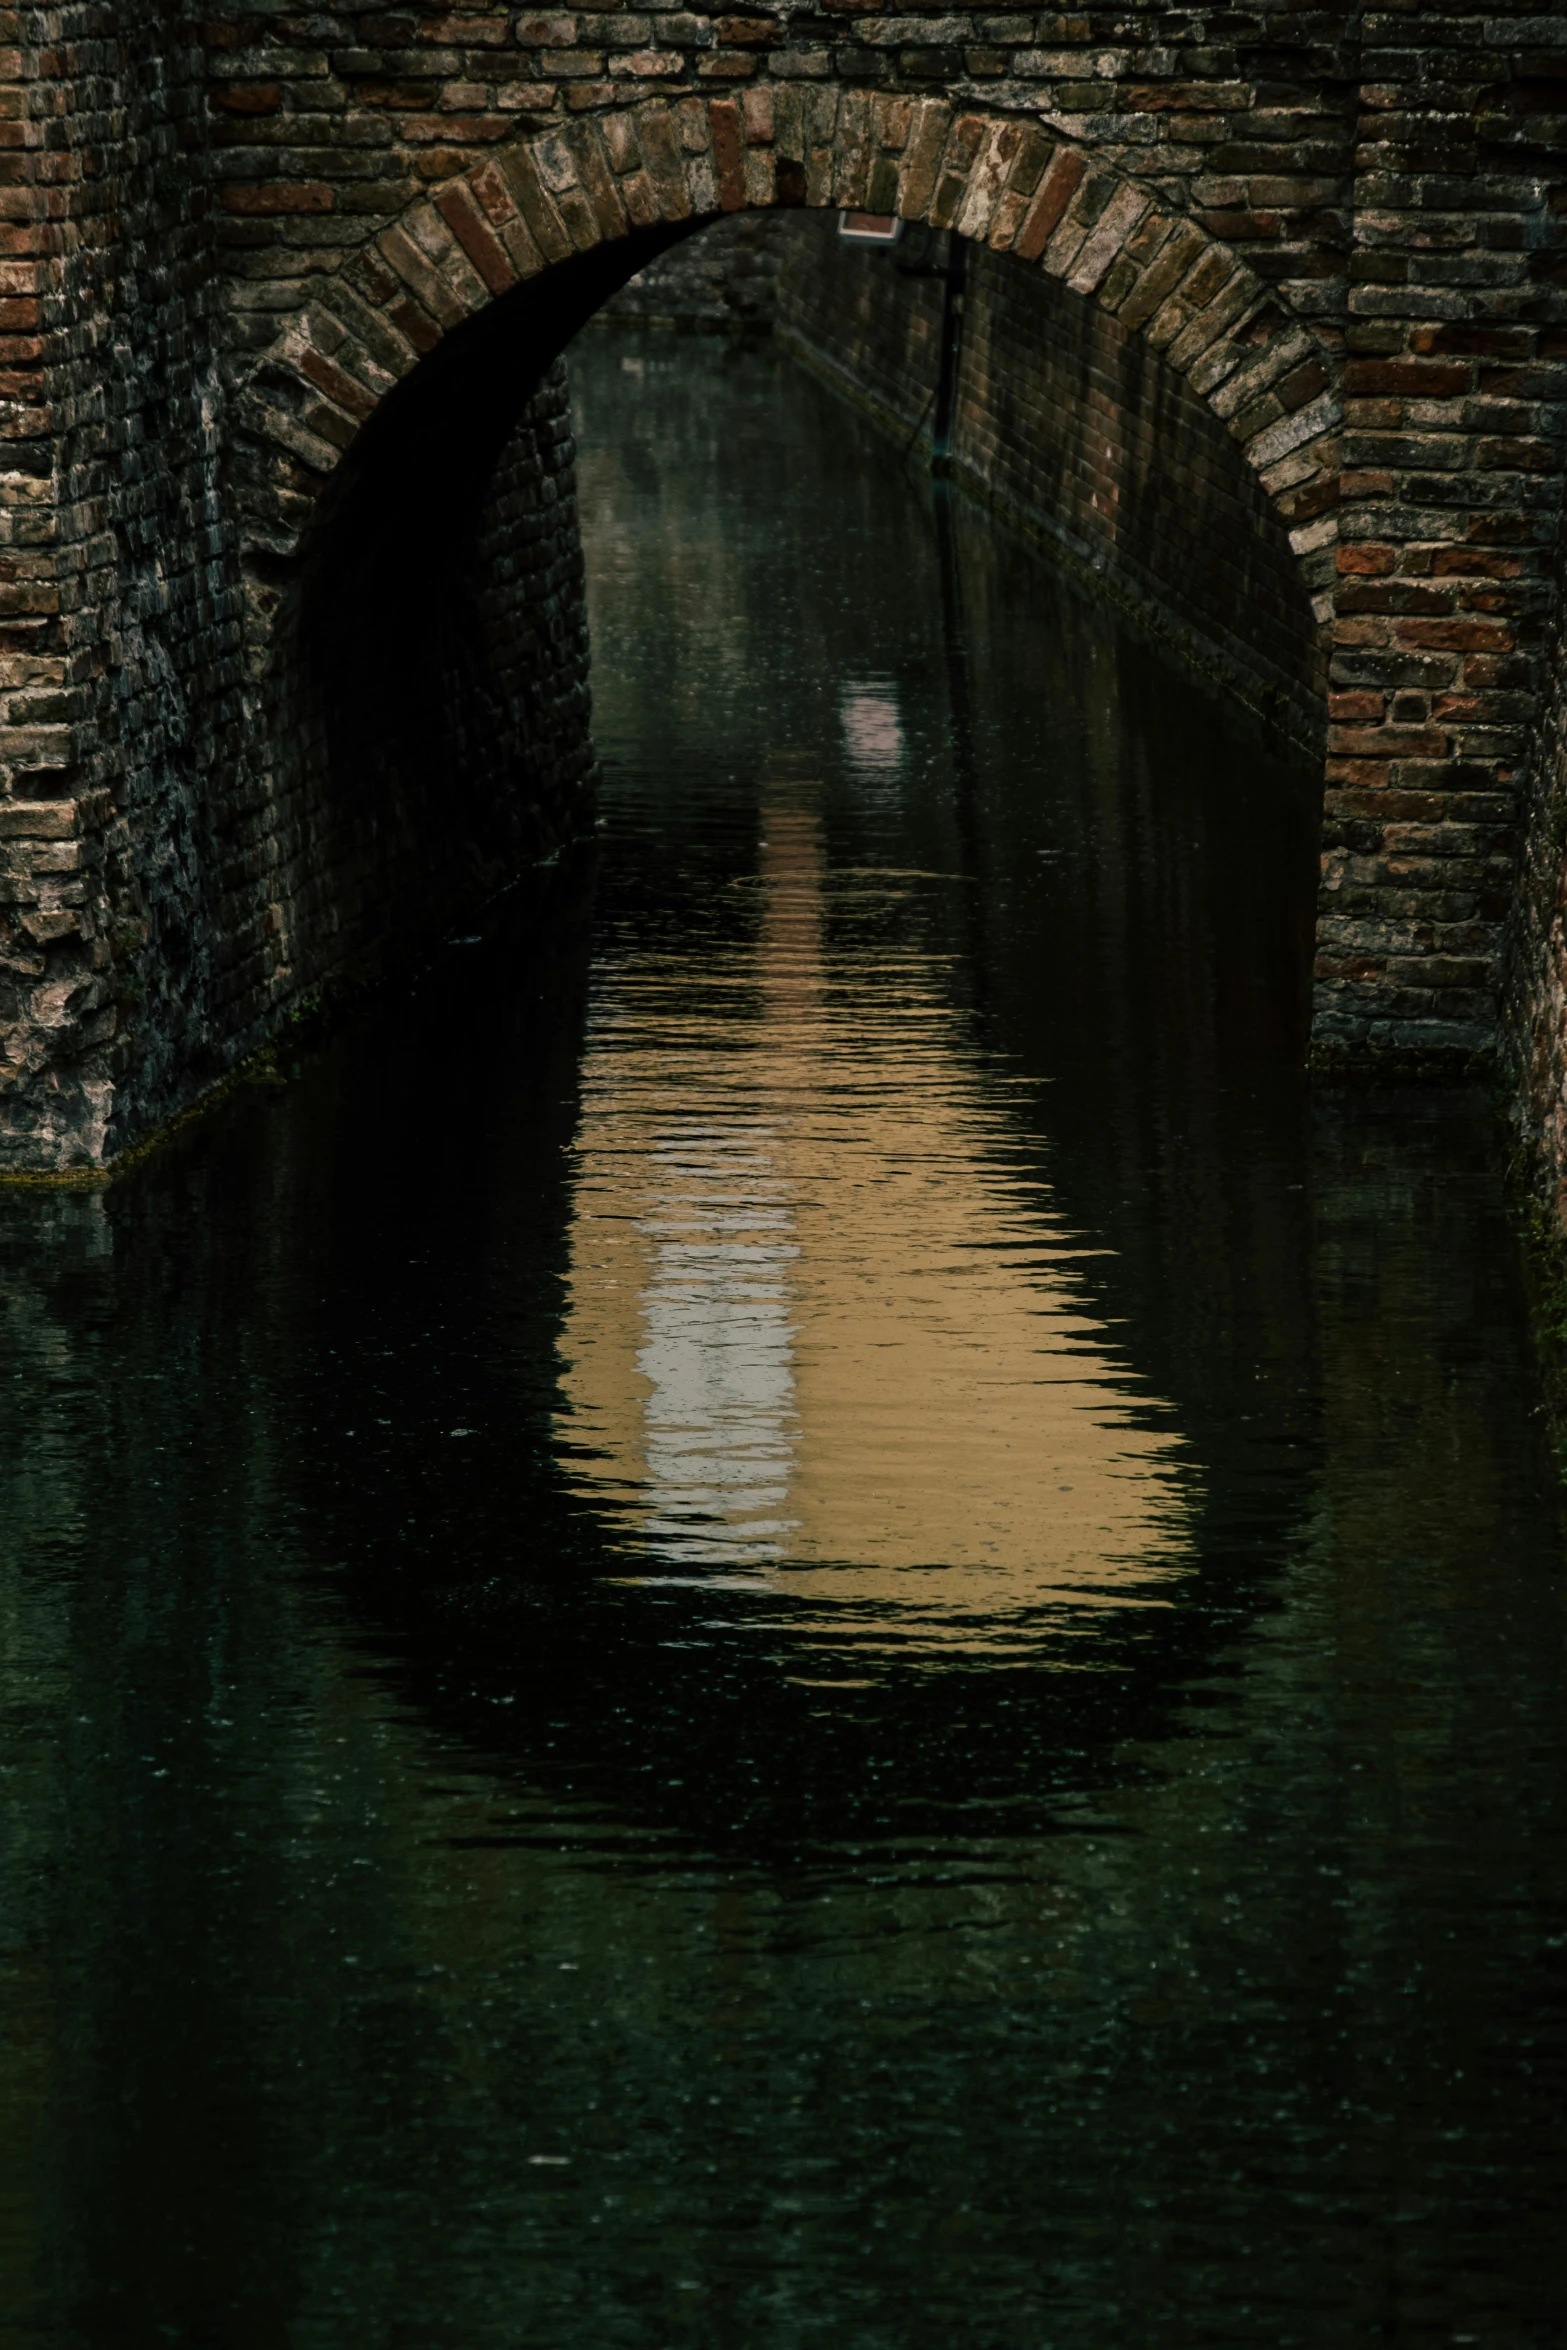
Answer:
[1013,146,1080,264]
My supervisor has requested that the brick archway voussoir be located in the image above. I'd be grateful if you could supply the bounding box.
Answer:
[251,91,1340,620]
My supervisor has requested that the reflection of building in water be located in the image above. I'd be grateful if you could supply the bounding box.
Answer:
[557,787,1191,1648]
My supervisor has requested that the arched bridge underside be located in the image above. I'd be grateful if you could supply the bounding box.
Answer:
[1,11,1565,1174]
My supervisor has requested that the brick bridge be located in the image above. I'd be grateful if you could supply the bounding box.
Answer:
[1,9,1566,1177]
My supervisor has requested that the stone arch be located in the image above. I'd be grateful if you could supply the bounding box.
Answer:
[220,90,1342,1078]
[239,93,1341,640]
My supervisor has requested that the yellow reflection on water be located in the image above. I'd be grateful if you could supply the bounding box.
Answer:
[558,790,1190,1650]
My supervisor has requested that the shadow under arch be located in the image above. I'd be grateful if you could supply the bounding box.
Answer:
[275,222,705,950]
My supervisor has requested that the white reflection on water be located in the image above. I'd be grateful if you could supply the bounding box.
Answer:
[632,1120,798,1565]
[557,789,1192,1650]
[840,679,907,777]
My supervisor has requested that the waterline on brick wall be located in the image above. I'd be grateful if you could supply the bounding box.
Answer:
[0,840,599,1191]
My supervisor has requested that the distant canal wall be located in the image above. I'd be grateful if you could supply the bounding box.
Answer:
[597,214,789,337]
[775,217,1323,749]
[604,214,1322,743]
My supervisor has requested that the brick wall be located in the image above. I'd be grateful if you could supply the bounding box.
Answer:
[777,216,1322,742]
[0,7,235,1173]
[1507,559,1567,1212]
[0,10,609,1175]
[1318,12,1567,1076]
[775,218,943,440]
[4,16,1567,1173]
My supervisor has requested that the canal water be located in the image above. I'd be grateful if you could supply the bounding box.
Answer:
[1,335,1564,2346]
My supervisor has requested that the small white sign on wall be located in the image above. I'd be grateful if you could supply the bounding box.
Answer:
[837,211,903,245]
